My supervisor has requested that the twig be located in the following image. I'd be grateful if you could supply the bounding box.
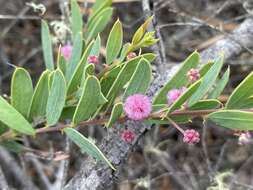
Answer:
[0,165,9,190]
[0,147,39,190]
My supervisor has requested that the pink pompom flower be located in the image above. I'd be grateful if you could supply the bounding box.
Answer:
[183,129,200,145]
[187,68,200,82]
[88,55,99,64]
[61,44,72,60]
[127,52,137,60]
[238,132,252,145]
[167,87,186,104]
[121,129,135,143]
[124,94,152,121]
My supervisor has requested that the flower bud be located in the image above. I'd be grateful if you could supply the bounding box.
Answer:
[187,68,200,82]
[61,44,72,60]
[167,87,186,104]
[127,52,137,60]
[238,132,252,145]
[88,55,99,64]
[121,129,135,143]
[183,129,200,145]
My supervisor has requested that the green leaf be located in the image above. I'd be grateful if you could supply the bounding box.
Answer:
[73,76,106,124]
[132,16,153,45]
[106,20,123,64]
[29,70,50,120]
[106,103,123,128]
[0,96,35,135]
[60,106,76,121]
[11,68,33,118]
[237,96,253,109]
[57,55,67,75]
[152,104,167,112]
[46,70,66,126]
[92,0,107,12]
[207,110,253,130]
[167,80,201,113]
[66,32,83,82]
[153,51,200,105]
[102,56,141,109]
[100,53,156,96]
[71,0,83,39]
[86,7,113,42]
[208,67,230,99]
[144,119,169,125]
[119,43,131,61]
[88,0,112,28]
[188,54,224,106]
[226,71,253,109]
[90,35,101,56]
[41,20,54,70]
[123,58,152,99]
[67,41,94,95]
[64,127,115,170]
[189,99,221,110]
[200,61,214,77]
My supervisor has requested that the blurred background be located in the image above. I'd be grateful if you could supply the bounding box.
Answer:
[1,0,253,189]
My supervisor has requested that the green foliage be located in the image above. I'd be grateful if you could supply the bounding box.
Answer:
[188,54,224,106]
[71,0,83,39]
[46,70,66,126]
[189,99,221,110]
[208,110,253,130]
[41,20,54,70]
[226,71,253,109]
[65,32,83,82]
[106,102,123,128]
[64,127,115,170]
[0,96,35,135]
[208,67,230,99]
[154,51,200,105]
[86,7,113,42]
[167,80,201,113]
[72,76,106,124]
[123,58,152,99]
[106,20,123,64]
[4,0,253,169]
[67,41,94,96]
[29,70,50,120]
[11,68,33,118]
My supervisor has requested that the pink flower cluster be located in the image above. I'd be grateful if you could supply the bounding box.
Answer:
[167,87,186,104]
[187,68,200,82]
[238,132,252,145]
[124,94,152,121]
[121,129,135,143]
[88,55,99,64]
[61,44,72,60]
[183,129,200,145]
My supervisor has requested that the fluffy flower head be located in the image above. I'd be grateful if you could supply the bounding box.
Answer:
[183,129,200,145]
[61,44,72,60]
[124,94,152,120]
[121,129,135,143]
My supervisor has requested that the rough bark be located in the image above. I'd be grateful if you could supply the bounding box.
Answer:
[63,8,253,190]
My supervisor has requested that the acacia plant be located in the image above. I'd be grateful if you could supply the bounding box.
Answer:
[0,0,253,171]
